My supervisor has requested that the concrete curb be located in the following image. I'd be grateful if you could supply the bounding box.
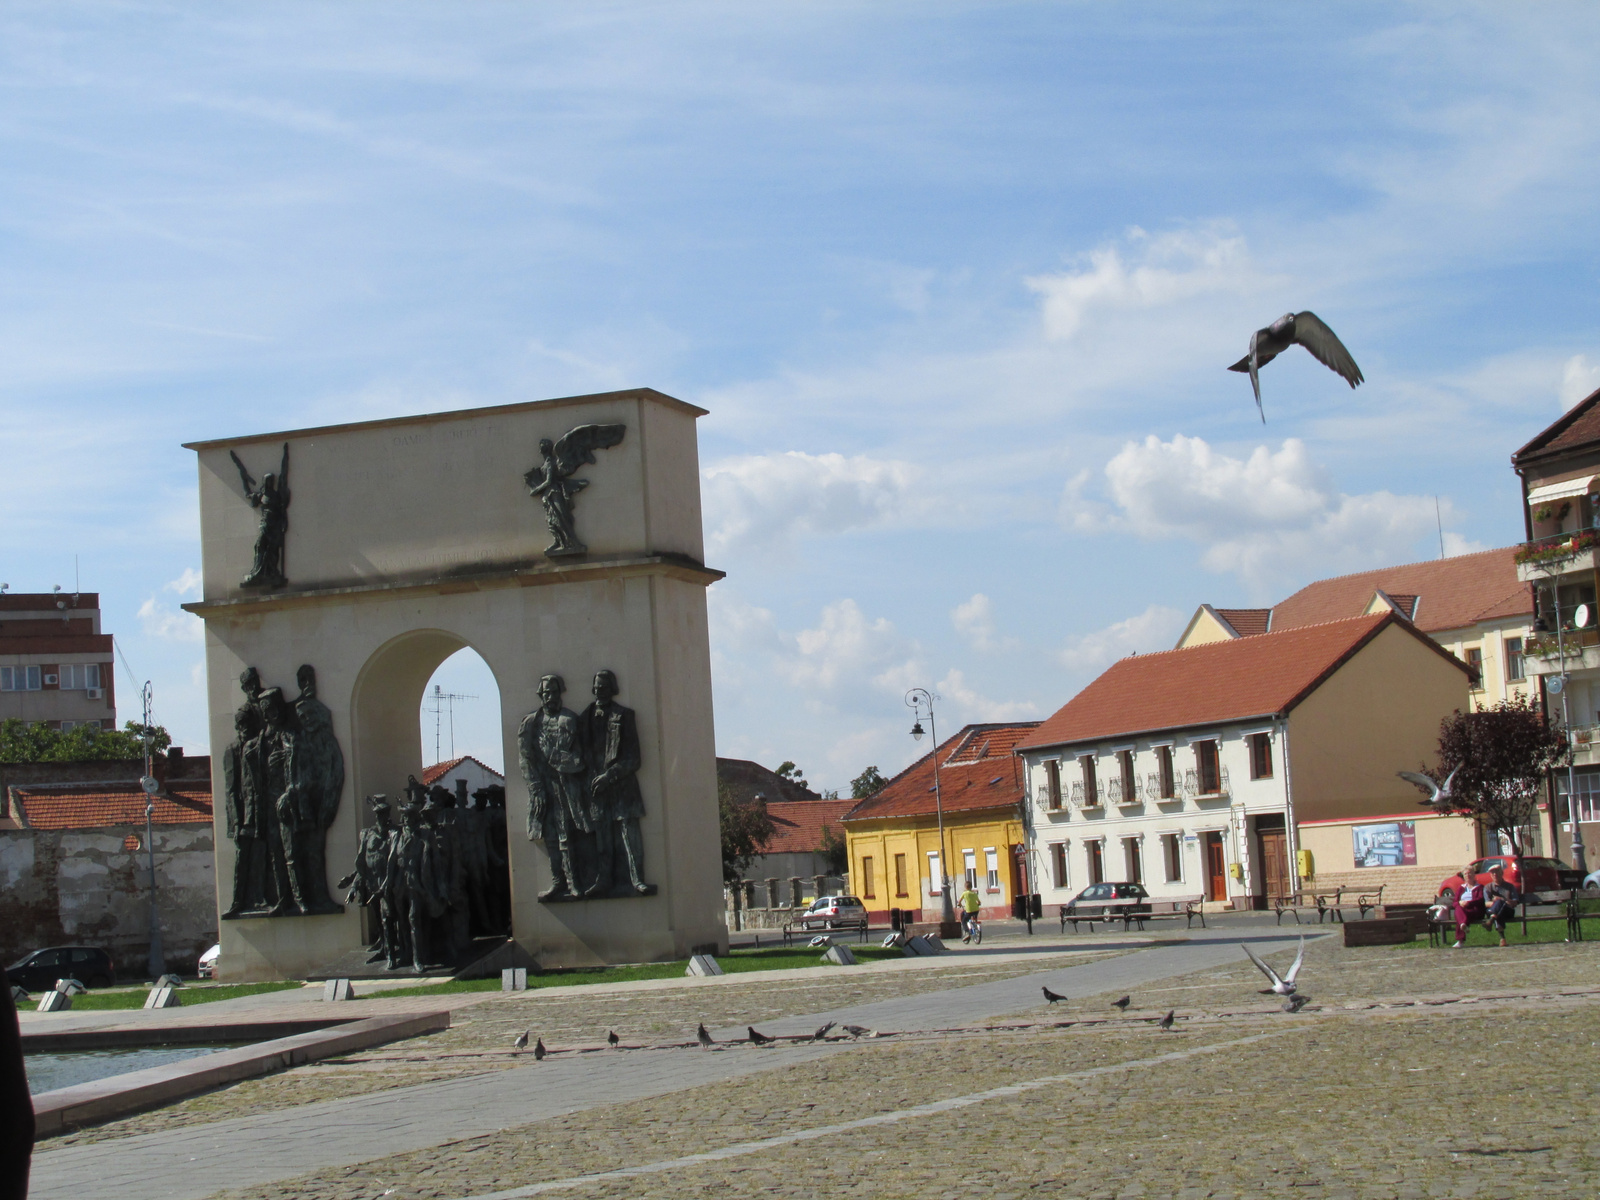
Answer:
[22,1018,362,1053]
[31,1009,450,1136]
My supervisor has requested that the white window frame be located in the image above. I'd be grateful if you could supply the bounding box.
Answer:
[1049,841,1070,890]
[962,848,978,891]
[927,850,943,895]
[1,665,42,691]
[984,847,1000,892]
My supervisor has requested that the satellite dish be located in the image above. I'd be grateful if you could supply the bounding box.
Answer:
[140,775,160,795]
[1549,676,1565,695]
[1576,604,1591,629]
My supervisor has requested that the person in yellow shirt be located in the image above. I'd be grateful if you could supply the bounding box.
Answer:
[958,885,983,942]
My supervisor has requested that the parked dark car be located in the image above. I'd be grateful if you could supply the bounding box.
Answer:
[1063,882,1151,918]
[1437,857,1583,900]
[800,895,867,929]
[5,946,115,991]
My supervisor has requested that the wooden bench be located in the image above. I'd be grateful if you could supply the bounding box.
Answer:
[781,916,867,946]
[1272,885,1385,925]
[1059,898,1206,933]
[1425,892,1600,946]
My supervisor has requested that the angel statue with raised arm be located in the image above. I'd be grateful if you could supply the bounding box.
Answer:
[231,442,291,589]
[522,424,625,557]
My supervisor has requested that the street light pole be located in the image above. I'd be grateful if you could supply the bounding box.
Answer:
[139,681,165,980]
[906,688,957,929]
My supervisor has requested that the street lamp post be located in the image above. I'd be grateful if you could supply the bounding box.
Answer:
[139,681,165,980]
[906,688,957,929]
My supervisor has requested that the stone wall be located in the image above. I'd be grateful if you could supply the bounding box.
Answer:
[0,821,217,978]
[1304,865,1444,905]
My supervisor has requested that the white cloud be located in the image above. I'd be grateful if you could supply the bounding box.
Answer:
[1561,354,1600,409]
[702,451,927,556]
[164,567,203,597]
[1072,434,1472,590]
[1024,225,1259,342]
[782,599,918,695]
[951,593,1014,652]
[933,668,1038,723]
[137,596,203,643]
[1059,605,1186,675]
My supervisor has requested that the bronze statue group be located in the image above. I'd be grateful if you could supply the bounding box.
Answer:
[341,777,512,974]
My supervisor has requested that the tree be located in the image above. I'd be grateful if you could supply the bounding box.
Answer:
[817,822,848,876]
[774,760,807,788]
[718,780,776,884]
[0,718,172,764]
[1412,696,1570,857]
[850,765,888,799]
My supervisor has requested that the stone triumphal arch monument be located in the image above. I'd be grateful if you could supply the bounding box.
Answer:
[184,389,726,980]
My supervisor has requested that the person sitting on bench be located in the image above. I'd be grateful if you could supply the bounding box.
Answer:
[1450,864,1485,949]
[1482,863,1521,948]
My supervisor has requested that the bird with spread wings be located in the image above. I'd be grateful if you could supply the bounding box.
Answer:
[230,442,291,589]
[1228,311,1364,422]
[523,424,626,557]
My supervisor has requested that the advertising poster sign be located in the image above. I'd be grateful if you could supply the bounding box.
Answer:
[1352,820,1417,868]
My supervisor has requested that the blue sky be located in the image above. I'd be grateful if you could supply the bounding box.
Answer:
[4,3,1599,791]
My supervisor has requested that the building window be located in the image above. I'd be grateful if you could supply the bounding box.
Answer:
[985,848,1000,892]
[59,663,101,691]
[927,850,943,895]
[1080,755,1098,804]
[1117,750,1136,801]
[1123,837,1143,884]
[963,849,978,891]
[861,857,875,899]
[1248,732,1273,780]
[1,666,41,691]
[1465,647,1484,689]
[1506,637,1525,682]
[1087,839,1104,885]
[1044,759,1062,810]
[1162,833,1183,883]
[1195,740,1220,794]
[1050,842,1068,888]
[894,853,908,897]
[1156,745,1175,799]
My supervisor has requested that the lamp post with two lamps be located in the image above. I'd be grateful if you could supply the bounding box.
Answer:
[906,687,958,931]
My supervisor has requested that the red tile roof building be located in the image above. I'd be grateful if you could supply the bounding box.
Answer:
[8,781,212,830]
[1017,613,1475,910]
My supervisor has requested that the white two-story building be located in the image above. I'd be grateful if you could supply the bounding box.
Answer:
[1015,611,1473,909]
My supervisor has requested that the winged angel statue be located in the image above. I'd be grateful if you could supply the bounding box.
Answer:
[523,424,626,557]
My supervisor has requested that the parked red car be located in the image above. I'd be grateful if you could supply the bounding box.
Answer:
[1437,856,1583,900]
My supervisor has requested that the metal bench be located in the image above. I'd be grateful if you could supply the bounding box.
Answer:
[782,916,867,946]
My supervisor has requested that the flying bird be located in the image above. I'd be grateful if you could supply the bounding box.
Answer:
[607,1029,620,1048]
[1112,995,1131,1011]
[1243,938,1306,997]
[697,1023,715,1048]
[1158,1010,1176,1032]
[1228,311,1364,422]
[533,1038,547,1061]
[1398,768,1458,809]
[812,1021,837,1041]
[512,1031,529,1052]
[1042,985,1066,1005]
[748,1026,775,1046]
[1284,995,1311,1013]
[842,1024,873,1040]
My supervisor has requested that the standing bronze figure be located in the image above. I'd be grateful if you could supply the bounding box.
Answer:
[232,442,291,588]
[519,674,591,899]
[580,669,655,896]
[339,795,396,963]
[522,424,624,557]
[293,664,345,914]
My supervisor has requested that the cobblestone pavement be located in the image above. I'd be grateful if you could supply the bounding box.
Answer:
[199,940,1600,1200]
[43,947,1124,1146]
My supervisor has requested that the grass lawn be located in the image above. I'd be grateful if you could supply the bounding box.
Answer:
[66,981,305,1010]
[374,944,905,999]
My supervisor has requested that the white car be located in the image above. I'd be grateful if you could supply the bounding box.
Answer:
[800,896,867,930]
[1584,868,1600,894]
[197,943,221,979]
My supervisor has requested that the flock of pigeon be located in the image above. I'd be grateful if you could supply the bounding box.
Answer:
[509,938,1311,1057]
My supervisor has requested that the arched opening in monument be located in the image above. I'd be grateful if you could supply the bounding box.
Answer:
[348,630,513,969]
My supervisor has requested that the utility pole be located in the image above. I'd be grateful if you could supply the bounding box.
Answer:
[138,681,164,980]
[425,683,477,764]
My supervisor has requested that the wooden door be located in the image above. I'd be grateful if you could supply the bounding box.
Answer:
[1258,829,1290,900]
[1204,832,1226,901]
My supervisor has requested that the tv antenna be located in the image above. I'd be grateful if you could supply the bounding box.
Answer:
[426,683,477,764]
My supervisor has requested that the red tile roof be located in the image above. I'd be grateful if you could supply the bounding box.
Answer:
[1215,608,1271,637]
[843,722,1038,823]
[1267,547,1530,635]
[1017,613,1467,752]
[420,756,503,787]
[11,781,213,830]
[1512,386,1600,466]
[763,797,858,854]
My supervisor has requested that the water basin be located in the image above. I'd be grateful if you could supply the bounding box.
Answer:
[25,1045,240,1095]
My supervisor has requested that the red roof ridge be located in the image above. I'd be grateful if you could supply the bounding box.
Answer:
[1278,546,1518,590]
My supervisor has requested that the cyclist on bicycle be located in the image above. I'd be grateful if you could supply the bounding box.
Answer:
[958,884,983,942]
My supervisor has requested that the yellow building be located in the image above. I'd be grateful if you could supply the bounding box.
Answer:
[842,723,1036,923]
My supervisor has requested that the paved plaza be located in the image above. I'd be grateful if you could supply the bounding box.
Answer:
[27,920,1600,1200]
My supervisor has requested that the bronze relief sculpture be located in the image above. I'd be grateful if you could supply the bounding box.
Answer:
[231,443,290,589]
[522,424,624,557]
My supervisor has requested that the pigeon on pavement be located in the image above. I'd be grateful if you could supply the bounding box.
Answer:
[1112,995,1131,1011]
[812,1021,836,1041]
[842,1024,873,1039]
[1042,986,1066,1005]
[607,1029,620,1047]
[1243,938,1306,996]
[1228,311,1364,422]
[533,1038,547,1061]
[1284,995,1311,1014]
[697,1023,715,1048]
[512,1031,529,1051]
[1158,1010,1176,1032]
[748,1026,775,1046]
